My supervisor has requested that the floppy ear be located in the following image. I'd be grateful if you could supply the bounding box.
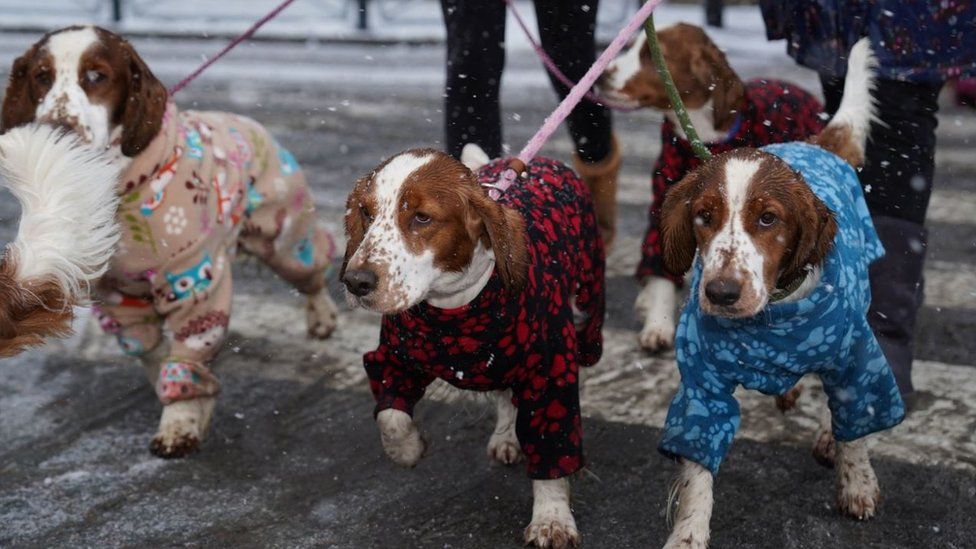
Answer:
[780,190,837,285]
[1,50,39,133]
[465,189,528,292]
[660,171,701,276]
[689,31,744,131]
[340,177,369,279]
[119,40,167,156]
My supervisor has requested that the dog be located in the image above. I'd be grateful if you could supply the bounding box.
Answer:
[341,147,605,548]
[652,39,905,548]
[598,23,825,353]
[0,26,339,457]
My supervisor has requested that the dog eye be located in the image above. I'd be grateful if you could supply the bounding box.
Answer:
[34,71,51,86]
[84,70,106,84]
[759,212,778,227]
[694,210,711,227]
[413,212,432,225]
[360,206,373,224]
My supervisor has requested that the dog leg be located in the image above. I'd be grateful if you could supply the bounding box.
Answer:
[138,343,215,458]
[150,396,216,458]
[835,438,880,520]
[636,277,677,353]
[306,289,338,339]
[376,408,426,467]
[664,460,713,549]
[487,389,523,465]
[524,478,579,549]
[812,404,836,468]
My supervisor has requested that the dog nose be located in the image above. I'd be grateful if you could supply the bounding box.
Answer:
[705,278,741,306]
[343,268,378,297]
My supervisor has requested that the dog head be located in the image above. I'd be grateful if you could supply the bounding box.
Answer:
[598,22,744,132]
[341,149,527,314]
[1,25,167,156]
[660,148,837,318]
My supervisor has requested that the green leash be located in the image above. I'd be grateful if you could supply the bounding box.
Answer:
[643,15,713,162]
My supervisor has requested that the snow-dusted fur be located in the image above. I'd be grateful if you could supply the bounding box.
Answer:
[0,124,120,355]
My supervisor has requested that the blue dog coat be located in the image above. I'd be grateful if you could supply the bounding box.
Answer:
[659,142,906,474]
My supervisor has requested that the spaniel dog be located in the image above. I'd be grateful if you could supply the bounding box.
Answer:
[0,26,339,458]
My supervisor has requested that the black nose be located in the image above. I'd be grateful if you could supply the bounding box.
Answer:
[705,278,741,306]
[342,268,378,297]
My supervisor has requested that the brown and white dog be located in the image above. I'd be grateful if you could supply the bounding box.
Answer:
[598,23,825,353]
[656,40,885,548]
[0,26,339,457]
[342,146,605,548]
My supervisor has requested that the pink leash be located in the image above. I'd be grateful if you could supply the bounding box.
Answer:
[485,0,664,200]
[503,0,638,112]
[168,0,299,95]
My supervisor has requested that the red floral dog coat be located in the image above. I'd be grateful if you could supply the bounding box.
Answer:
[364,157,605,480]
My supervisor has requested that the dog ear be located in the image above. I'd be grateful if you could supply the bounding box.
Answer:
[119,39,167,156]
[781,189,837,285]
[1,50,39,133]
[465,188,528,292]
[660,170,701,276]
[689,28,744,132]
[341,176,369,280]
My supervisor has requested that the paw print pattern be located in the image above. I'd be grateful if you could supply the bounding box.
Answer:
[364,157,605,480]
[659,142,905,475]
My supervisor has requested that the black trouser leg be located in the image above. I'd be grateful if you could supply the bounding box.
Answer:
[441,0,506,159]
[820,75,943,401]
[534,0,613,163]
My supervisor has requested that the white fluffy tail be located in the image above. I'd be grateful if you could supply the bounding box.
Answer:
[0,124,120,301]
[817,38,879,165]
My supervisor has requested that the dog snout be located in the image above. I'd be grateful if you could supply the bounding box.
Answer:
[704,278,741,306]
[343,268,378,297]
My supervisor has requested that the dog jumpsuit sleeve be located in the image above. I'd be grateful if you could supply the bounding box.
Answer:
[513,348,586,480]
[658,351,741,475]
[91,278,165,357]
[819,319,906,442]
[150,248,233,405]
[363,316,436,417]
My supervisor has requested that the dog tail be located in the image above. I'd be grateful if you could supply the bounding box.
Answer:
[811,37,879,167]
[0,124,120,357]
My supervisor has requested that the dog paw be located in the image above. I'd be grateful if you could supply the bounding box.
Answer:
[524,517,579,549]
[306,291,338,340]
[487,432,523,465]
[663,534,709,549]
[150,432,200,458]
[639,321,675,353]
[837,468,880,520]
[377,409,426,467]
[149,397,214,459]
[775,386,803,413]
[812,429,836,468]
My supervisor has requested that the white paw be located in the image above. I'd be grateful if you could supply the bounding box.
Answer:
[837,461,880,520]
[306,291,338,339]
[639,320,675,353]
[524,514,579,548]
[377,409,426,467]
[150,397,215,458]
[635,277,677,353]
[487,430,523,465]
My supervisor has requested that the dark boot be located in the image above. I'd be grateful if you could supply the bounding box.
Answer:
[867,215,928,409]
